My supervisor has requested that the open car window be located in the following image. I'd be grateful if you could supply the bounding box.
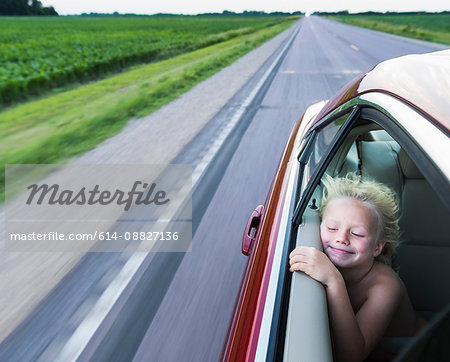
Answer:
[283,101,450,361]
[284,107,360,361]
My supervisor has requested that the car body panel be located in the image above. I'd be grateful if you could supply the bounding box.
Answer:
[315,50,450,132]
[222,117,302,361]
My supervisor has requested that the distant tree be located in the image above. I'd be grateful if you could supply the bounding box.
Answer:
[30,0,42,13]
[0,0,58,15]
[242,10,267,16]
[0,0,27,15]
[222,10,236,16]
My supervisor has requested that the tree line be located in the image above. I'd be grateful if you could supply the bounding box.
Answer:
[0,0,58,15]
[79,10,303,17]
[316,10,450,16]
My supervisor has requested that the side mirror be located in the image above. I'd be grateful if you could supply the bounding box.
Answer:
[242,205,264,256]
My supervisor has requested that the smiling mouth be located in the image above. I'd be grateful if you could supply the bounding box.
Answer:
[329,246,353,254]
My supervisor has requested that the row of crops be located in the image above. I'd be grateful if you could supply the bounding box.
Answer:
[0,16,291,106]
[333,13,450,45]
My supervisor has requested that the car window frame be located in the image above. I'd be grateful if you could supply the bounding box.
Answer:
[266,104,361,360]
[294,106,360,208]
[278,94,450,361]
[292,105,361,227]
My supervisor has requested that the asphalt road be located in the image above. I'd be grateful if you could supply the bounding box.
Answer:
[1,16,447,362]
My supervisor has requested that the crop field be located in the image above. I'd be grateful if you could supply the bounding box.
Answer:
[0,16,297,200]
[333,13,450,45]
[0,15,290,105]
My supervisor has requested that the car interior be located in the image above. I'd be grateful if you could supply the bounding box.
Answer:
[284,114,450,361]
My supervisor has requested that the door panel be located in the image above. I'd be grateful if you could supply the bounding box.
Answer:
[283,206,333,362]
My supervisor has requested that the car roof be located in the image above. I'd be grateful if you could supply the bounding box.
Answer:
[315,49,450,132]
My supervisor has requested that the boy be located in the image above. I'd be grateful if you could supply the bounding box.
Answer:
[289,174,423,361]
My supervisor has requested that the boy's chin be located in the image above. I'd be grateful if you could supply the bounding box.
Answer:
[325,250,356,268]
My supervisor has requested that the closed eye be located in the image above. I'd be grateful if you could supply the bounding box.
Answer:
[351,232,365,237]
[327,226,337,231]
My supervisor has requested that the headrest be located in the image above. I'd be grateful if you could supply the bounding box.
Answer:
[399,149,423,179]
[359,141,402,197]
[400,180,450,246]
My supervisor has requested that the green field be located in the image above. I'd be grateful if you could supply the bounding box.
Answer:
[332,13,450,45]
[0,16,297,200]
[0,16,290,106]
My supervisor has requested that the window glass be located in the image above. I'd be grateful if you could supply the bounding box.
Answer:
[297,112,351,200]
[308,113,349,173]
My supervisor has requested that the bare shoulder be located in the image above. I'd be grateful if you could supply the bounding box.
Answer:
[367,262,403,298]
[361,263,417,337]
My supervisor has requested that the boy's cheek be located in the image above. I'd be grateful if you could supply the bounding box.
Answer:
[320,230,328,244]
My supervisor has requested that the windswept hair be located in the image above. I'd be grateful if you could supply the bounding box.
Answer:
[320,173,399,263]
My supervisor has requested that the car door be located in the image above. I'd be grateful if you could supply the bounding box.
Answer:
[282,93,450,361]
[281,104,360,361]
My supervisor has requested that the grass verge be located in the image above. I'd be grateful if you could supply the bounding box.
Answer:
[331,14,450,45]
[0,19,297,201]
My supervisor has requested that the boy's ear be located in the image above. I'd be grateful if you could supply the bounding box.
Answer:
[373,239,386,257]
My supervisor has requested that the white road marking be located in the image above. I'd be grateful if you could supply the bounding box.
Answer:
[341,69,362,74]
[55,252,147,362]
[55,20,302,362]
[350,44,359,51]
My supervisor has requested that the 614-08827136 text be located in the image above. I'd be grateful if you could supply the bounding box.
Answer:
[9,231,180,242]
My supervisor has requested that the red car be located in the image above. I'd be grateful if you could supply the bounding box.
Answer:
[222,50,450,361]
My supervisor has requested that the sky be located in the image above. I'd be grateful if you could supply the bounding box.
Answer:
[40,0,449,16]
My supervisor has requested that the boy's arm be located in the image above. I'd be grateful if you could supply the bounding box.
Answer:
[289,247,402,362]
[326,273,402,361]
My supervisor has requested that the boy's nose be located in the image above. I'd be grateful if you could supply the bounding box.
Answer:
[335,231,349,245]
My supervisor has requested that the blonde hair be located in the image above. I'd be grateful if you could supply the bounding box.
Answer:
[320,173,399,262]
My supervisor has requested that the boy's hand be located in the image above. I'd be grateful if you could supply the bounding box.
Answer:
[289,246,341,287]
